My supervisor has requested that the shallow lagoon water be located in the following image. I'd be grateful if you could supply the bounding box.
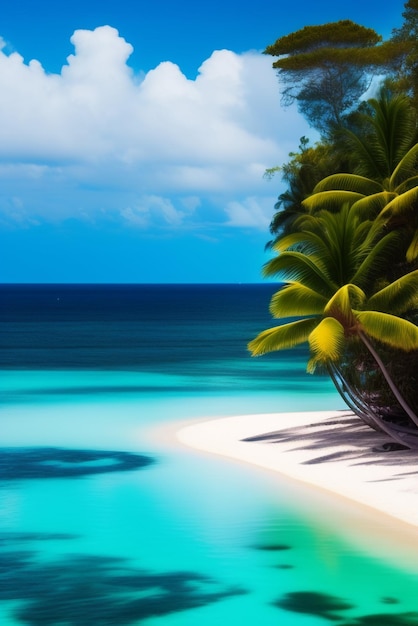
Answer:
[1,284,418,625]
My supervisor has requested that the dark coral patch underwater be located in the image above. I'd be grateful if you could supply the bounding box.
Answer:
[0,534,246,625]
[0,447,155,479]
[273,590,418,625]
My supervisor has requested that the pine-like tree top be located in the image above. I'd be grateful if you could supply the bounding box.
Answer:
[264,20,381,57]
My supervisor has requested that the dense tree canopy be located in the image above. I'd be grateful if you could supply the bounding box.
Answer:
[253,2,418,447]
[265,137,343,243]
[264,20,402,135]
[249,204,418,444]
[388,0,418,107]
[304,91,418,263]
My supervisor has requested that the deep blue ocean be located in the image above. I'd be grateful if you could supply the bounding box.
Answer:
[0,283,417,626]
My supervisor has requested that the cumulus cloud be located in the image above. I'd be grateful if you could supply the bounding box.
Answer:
[224,197,273,228]
[0,26,312,229]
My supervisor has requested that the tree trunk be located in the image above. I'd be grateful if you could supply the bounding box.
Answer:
[328,357,418,449]
[327,363,381,430]
[358,330,418,429]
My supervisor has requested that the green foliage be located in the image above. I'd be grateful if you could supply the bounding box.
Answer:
[313,174,382,194]
[337,91,418,181]
[269,283,328,318]
[267,137,344,240]
[302,91,418,263]
[268,203,399,292]
[257,12,418,438]
[248,318,317,356]
[273,44,395,72]
[388,0,418,107]
[308,317,346,365]
[264,20,381,57]
[264,21,396,134]
[367,270,418,313]
[324,284,366,321]
[356,311,418,350]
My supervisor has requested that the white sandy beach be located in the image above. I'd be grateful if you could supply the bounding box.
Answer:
[177,410,418,531]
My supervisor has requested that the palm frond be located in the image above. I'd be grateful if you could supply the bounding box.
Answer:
[378,186,418,221]
[351,231,401,289]
[269,283,328,318]
[406,229,418,263]
[308,317,345,363]
[272,230,332,259]
[312,174,382,195]
[395,175,418,195]
[298,213,347,268]
[359,93,418,179]
[337,128,387,180]
[324,284,365,319]
[271,232,307,253]
[350,219,376,257]
[303,191,366,213]
[350,192,397,221]
[263,251,337,294]
[390,143,418,190]
[306,355,322,374]
[367,270,418,314]
[375,93,417,167]
[248,318,318,356]
[355,311,418,351]
[314,208,359,283]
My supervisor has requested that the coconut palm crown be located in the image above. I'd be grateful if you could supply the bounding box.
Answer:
[303,91,418,261]
[249,205,418,446]
[249,207,418,364]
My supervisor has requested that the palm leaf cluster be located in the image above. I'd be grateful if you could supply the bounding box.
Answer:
[304,92,418,262]
[250,92,418,447]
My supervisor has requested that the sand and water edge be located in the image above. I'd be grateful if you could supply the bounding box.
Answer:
[176,410,418,541]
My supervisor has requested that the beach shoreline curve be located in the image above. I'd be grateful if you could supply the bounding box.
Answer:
[176,410,418,530]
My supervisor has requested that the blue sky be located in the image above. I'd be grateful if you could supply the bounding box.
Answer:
[0,0,405,283]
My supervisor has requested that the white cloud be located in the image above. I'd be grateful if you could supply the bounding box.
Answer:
[225,197,273,228]
[120,195,188,228]
[0,26,312,228]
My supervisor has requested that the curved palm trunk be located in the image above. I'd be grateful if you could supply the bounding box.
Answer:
[327,363,380,430]
[328,362,418,449]
[358,330,418,429]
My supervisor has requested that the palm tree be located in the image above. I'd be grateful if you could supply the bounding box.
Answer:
[342,90,418,180]
[303,91,418,262]
[249,207,418,447]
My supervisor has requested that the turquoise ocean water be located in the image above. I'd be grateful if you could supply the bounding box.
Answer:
[0,284,417,625]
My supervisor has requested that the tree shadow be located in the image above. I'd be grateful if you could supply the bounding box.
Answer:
[242,412,418,478]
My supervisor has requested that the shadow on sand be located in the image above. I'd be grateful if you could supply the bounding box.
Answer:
[243,412,418,480]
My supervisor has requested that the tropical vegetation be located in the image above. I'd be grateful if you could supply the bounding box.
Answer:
[250,1,418,448]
